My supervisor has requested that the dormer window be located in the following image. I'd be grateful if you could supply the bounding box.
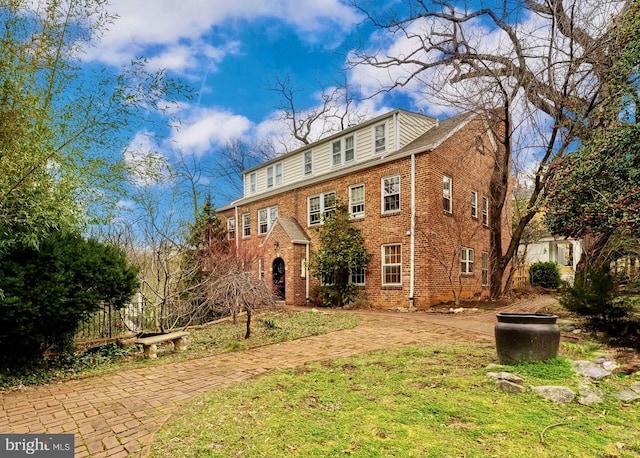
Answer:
[304,151,313,175]
[374,123,386,153]
[332,135,355,167]
[249,172,256,194]
[266,162,283,188]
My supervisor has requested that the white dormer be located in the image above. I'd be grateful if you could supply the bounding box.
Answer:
[243,109,437,198]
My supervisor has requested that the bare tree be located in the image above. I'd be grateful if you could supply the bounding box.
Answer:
[211,138,277,202]
[350,0,633,298]
[195,239,275,338]
[271,73,369,148]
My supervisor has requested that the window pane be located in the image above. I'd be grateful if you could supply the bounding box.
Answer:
[383,176,400,212]
[309,196,321,225]
[471,191,478,218]
[267,167,273,188]
[324,192,336,219]
[443,176,452,212]
[375,124,386,152]
[304,151,312,175]
[332,141,341,166]
[259,209,268,234]
[275,163,282,185]
[350,185,365,216]
[385,195,399,212]
[384,266,400,284]
[345,136,354,161]
[243,214,250,237]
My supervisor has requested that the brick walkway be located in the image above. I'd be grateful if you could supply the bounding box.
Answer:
[0,296,555,457]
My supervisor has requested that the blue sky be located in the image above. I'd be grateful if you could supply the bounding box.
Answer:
[81,0,445,204]
[79,0,622,215]
[87,1,382,153]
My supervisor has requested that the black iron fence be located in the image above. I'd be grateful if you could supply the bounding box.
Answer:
[75,296,226,344]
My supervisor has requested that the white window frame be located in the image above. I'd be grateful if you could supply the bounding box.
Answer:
[482,196,489,226]
[258,206,278,235]
[227,216,236,240]
[382,244,402,286]
[482,252,489,287]
[350,265,366,285]
[304,151,313,175]
[461,247,474,275]
[331,135,355,167]
[308,191,336,226]
[266,162,283,188]
[275,162,283,185]
[249,172,256,194]
[374,122,387,154]
[242,213,251,238]
[471,190,478,219]
[382,175,400,213]
[443,175,452,213]
[349,184,365,218]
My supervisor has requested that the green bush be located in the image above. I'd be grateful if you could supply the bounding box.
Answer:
[560,266,630,322]
[529,261,561,289]
[0,232,139,369]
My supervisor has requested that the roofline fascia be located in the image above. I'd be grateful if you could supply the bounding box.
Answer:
[219,112,478,212]
[242,109,437,175]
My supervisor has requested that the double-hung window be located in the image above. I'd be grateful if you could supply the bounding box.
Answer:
[482,196,489,226]
[350,266,366,285]
[471,190,478,219]
[266,162,283,188]
[443,175,452,213]
[308,191,336,226]
[304,151,313,175]
[382,244,402,286]
[461,247,474,274]
[482,252,489,286]
[249,172,256,194]
[382,175,400,213]
[349,184,365,218]
[242,213,250,237]
[227,217,236,240]
[332,135,355,167]
[374,123,386,153]
[258,206,278,235]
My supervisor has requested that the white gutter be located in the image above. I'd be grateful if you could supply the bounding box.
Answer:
[409,153,416,308]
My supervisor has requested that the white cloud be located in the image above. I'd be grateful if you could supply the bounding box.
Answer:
[123,131,171,187]
[171,108,253,154]
[86,0,360,69]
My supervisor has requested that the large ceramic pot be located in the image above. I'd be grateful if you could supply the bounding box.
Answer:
[495,313,560,364]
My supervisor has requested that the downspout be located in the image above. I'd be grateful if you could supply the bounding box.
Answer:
[234,206,239,250]
[409,153,416,308]
[305,243,310,302]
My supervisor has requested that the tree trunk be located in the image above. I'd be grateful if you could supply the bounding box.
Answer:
[575,232,612,285]
[244,308,252,339]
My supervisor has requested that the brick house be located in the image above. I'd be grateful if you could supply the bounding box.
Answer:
[218,109,507,309]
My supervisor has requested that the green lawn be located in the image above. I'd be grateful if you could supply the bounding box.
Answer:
[0,310,361,388]
[151,342,640,458]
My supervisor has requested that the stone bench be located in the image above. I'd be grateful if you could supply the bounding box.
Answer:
[135,331,189,359]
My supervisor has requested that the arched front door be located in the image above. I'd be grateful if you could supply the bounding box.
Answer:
[272,258,285,299]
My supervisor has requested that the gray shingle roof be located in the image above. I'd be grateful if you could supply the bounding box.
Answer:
[275,217,310,244]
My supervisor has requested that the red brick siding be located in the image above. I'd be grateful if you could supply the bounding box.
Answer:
[221,117,507,309]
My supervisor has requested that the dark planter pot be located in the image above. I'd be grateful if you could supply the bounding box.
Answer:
[495,313,560,364]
